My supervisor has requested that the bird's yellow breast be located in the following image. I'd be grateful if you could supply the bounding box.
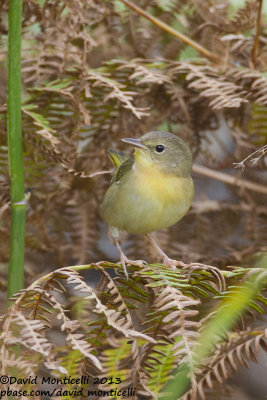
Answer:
[134,160,193,214]
[134,161,180,203]
[102,153,194,235]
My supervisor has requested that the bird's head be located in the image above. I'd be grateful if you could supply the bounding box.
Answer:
[121,131,192,177]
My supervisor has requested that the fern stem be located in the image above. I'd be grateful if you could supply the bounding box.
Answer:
[118,0,218,62]
[7,0,26,302]
[252,0,263,68]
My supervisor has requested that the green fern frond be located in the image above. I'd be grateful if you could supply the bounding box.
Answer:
[101,339,133,397]
[59,349,84,378]
[146,341,178,396]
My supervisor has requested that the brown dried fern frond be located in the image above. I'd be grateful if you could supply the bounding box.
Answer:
[169,63,247,110]
[0,262,266,398]
[21,0,98,84]
[182,329,267,400]
[0,307,65,374]
[46,292,103,371]
[194,0,258,33]
[83,69,149,119]
[62,268,155,343]
[231,68,267,105]
[154,285,200,392]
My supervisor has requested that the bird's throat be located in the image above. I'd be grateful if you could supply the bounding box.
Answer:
[133,149,186,202]
[134,148,170,178]
[134,148,153,170]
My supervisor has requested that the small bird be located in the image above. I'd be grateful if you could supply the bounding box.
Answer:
[102,131,194,278]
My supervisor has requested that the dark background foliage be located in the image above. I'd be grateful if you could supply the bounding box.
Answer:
[1,0,267,277]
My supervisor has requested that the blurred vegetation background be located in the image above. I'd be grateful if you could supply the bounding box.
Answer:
[1,0,267,282]
[0,1,267,399]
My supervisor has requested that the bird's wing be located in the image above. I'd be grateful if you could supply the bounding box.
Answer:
[107,151,134,184]
[108,150,129,168]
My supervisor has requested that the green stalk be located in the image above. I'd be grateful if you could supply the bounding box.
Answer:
[7,0,26,302]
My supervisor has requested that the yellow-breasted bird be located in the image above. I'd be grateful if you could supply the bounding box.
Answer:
[102,131,194,278]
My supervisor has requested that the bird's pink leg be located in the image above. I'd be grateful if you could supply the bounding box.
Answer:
[145,234,183,270]
[114,237,147,279]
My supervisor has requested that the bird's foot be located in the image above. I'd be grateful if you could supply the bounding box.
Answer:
[118,255,147,279]
[145,234,186,271]
[162,257,185,270]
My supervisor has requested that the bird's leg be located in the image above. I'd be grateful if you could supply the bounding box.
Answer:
[145,234,181,270]
[113,237,129,279]
[110,228,147,278]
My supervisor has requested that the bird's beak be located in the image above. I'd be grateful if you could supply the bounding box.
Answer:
[121,137,147,150]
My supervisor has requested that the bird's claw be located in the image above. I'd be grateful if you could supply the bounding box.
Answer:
[118,256,147,279]
[162,257,182,270]
[119,258,147,267]
[128,259,148,267]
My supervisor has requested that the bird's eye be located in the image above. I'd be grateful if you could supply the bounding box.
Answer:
[155,145,165,153]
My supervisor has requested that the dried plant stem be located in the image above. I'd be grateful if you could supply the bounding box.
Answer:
[233,144,267,169]
[88,169,113,178]
[7,0,25,303]
[193,164,267,196]
[118,0,218,63]
[252,0,263,68]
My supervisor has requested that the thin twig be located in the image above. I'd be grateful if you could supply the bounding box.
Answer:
[88,169,113,178]
[118,0,218,63]
[233,144,267,170]
[252,0,263,68]
[192,164,267,196]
